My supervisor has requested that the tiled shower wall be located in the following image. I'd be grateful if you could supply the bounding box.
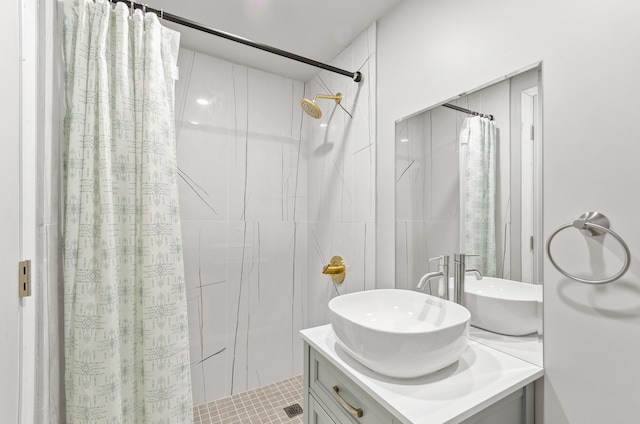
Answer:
[395,80,510,290]
[176,23,376,406]
[174,49,308,405]
[304,25,377,330]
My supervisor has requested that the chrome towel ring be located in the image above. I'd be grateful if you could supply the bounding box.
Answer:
[546,212,631,285]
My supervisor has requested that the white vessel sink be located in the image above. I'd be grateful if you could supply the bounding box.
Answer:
[459,277,542,336]
[328,289,470,379]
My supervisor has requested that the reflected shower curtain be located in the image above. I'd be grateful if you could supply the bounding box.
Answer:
[459,116,496,276]
[62,1,192,422]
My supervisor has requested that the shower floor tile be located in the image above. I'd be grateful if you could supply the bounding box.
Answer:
[193,375,304,424]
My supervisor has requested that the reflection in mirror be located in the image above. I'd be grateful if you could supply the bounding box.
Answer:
[395,66,543,366]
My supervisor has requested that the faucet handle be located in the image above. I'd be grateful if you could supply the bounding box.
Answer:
[429,255,449,267]
[455,253,478,261]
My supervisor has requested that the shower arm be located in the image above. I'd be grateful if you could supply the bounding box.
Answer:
[115,0,363,83]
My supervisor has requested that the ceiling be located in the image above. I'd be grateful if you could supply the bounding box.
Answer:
[147,0,402,81]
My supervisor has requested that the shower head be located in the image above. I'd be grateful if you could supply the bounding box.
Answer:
[300,93,342,119]
[300,98,323,119]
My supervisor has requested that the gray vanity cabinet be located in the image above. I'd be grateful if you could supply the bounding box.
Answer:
[303,342,535,424]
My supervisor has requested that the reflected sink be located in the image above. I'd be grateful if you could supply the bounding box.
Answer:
[457,277,542,336]
[328,289,470,378]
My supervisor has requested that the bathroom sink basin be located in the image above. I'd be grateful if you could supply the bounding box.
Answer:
[458,277,542,336]
[328,289,470,378]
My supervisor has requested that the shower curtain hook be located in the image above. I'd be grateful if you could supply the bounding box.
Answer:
[143,3,147,14]
[160,8,164,20]
[130,0,135,17]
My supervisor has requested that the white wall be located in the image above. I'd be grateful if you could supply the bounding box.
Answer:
[377,0,640,422]
[0,0,23,421]
[36,0,64,422]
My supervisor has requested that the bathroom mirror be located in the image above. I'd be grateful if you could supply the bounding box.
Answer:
[394,66,543,366]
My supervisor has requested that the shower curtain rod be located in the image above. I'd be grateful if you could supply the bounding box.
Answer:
[443,103,494,121]
[113,0,363,83]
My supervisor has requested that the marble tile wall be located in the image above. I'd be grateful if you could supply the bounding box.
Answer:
[175,49,307,405]
[395,80,511,290]
[176,22,377,406]
[305,23,377,328]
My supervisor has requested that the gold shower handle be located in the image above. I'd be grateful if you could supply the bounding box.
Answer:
[322,256,346,283]
[322,264,344,274]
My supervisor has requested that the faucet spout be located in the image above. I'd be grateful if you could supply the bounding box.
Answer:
[417,255,450,298]
[416,271,443,291]
[465,268,483,280]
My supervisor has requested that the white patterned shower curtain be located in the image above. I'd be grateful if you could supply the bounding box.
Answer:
[62,1,192,422]
[459,116,496,276]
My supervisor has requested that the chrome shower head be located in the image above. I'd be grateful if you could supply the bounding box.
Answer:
[300,93,342,119]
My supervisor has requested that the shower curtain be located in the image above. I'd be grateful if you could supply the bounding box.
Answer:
[459,116,496,276]
[62,1,192,422]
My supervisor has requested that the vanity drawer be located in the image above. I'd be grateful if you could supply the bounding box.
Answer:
[309,349,395,424]
[307,394,340,424]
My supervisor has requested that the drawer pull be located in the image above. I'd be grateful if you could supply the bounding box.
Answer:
[332,385,364,419]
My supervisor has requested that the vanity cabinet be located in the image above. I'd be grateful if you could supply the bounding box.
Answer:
[306,346,399,424]
[304,341,536,424]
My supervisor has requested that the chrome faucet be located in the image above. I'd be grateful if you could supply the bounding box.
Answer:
[453,253,483,306]
[416,255,449,299]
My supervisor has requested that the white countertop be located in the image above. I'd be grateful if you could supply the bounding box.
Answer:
[300,324,544,424]
[470,327,543,368]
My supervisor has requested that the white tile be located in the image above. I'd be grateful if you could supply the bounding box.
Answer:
[306,222,374,327]
[191,281,228,404]
[425,220,459,260]
[200,346,227,403]
[190,362,206,408]
[224,221,251,394]
[174,49,195,141]
[181,221,228,292]
[176,123,229,221]
[173,25,376,405]
[243,71,305,221]
[199,282,227,362]
[364,222,376,292]
[395,220,429,291]
[224,221,305,394]
[176,52,236,221]
[227,65,249,221]
[292,222,307,374]
[396,113,428,222]
[247,222,298,389]
[430,106,460,221]
[351,63,376,223]
[188,296,206,406]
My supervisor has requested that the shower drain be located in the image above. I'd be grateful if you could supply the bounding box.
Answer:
[283,403,304,418]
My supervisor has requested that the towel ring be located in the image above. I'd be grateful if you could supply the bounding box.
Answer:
[546,212,631,285]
